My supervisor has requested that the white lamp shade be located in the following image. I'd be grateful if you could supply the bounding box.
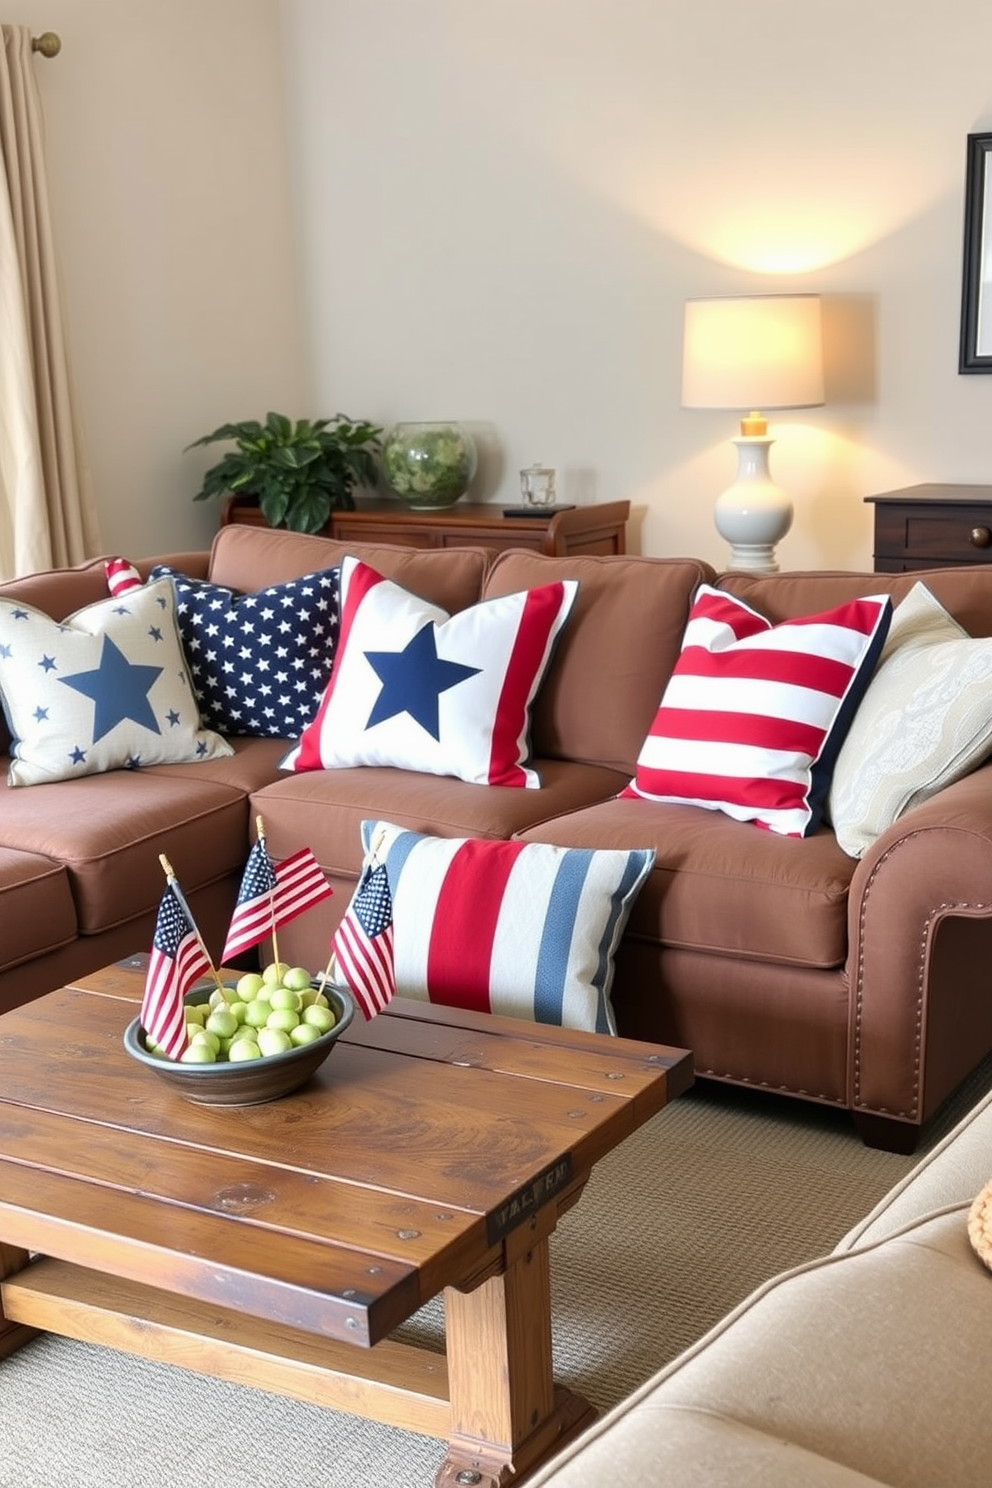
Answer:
[681,294,825,411]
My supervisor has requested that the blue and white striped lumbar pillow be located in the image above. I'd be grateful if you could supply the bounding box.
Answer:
[358,818,654,1034]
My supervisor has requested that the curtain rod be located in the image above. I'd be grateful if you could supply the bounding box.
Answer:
[31,31,61,58]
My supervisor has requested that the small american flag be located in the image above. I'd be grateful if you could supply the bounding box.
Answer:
[222,838,279,962]
[222,843,332,963]
[141,885,212,1059]
[331,859,395,1020]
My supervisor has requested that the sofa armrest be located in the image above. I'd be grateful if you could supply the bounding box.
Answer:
[847,760,992,1125]
[135,551,211,581]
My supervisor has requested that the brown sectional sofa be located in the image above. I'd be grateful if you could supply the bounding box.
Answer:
[3,523,992,1152]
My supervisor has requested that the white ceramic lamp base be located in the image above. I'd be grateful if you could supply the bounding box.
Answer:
[713,435,793,573]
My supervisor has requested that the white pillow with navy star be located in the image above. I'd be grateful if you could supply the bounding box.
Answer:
[0,577,232,786]
[149,565,340,739]
[282,555,577,787]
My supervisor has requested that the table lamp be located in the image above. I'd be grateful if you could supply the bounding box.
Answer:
[681,294,824,571]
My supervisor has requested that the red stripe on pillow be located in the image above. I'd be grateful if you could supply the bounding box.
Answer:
[787,598,888,636]
[425,839,527,1010]
[682,647,863,697]
[487,581,568,787]
[293,560,384,772]
[687,589,767,639]
[630,768,811,814]
[649,707,827,756]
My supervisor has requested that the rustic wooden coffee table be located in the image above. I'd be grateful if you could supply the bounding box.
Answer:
[0,958,692,1486]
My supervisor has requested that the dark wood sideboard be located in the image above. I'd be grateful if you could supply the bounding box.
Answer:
[865,484,992,572]
[220,496,630,558]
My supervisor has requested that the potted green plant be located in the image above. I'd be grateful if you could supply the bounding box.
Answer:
[185,411,383,534]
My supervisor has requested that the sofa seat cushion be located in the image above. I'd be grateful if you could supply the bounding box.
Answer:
[0,768,252,935]
[517,796,856,968]
[142,735,290,794]
[251,759,630,882]
[0,847,77,970]
[482,552,718,775]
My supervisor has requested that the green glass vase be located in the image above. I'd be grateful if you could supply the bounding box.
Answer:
[381,421,478,510]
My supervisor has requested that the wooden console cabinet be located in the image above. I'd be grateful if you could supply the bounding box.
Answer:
[221,496,630,558]
[865,483,992,572]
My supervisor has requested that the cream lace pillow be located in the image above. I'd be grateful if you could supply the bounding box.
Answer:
[828,582,992,857]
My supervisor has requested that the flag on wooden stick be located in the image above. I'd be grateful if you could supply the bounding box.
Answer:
[222,840,333,963]
[141,883,212,1059]
[330,856,395,1020]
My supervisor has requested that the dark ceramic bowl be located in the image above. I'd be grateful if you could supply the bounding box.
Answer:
[122,980,355,1107]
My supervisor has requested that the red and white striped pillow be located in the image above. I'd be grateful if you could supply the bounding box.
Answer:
[621,584,891,837]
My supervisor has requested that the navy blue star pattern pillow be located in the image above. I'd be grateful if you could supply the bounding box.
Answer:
[0,577,232,787]
[149,565,340,740]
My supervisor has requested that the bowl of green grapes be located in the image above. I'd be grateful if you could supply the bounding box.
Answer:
[123,961,356,1107]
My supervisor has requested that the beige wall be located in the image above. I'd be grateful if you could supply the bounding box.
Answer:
[282,0,992,571]
[13,0,306,558]
[9,2,992,571]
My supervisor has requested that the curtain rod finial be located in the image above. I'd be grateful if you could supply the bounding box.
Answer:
[32,32,62,59]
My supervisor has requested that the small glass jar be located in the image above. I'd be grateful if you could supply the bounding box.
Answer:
[519,464,557,508]
[381,422,478,510]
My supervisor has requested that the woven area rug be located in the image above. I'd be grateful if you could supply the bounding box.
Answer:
[3,1064,991,1488]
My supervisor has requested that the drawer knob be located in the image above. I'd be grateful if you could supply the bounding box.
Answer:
[970,526,992,548]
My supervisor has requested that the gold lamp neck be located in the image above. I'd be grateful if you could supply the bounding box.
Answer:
[739,411,768,437]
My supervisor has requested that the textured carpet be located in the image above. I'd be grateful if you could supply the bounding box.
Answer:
[3,1065,991,1488]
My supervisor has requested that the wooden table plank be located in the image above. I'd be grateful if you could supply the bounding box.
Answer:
[0,1158,421,1346]
[3,1257,453,1439]
[0,987,684,1215]
[62,963,693,1108]
[0,1104,487,1279]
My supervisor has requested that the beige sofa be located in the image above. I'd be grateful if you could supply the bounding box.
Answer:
[527,1082,992,1488]
[3,523,992,1151]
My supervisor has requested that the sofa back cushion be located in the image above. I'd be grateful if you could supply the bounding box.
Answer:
[207,524,490,614]
[716,567,992,638]
[482,552,717,774]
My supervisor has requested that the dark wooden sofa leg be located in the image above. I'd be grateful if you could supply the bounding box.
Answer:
[852,1111,920,1154]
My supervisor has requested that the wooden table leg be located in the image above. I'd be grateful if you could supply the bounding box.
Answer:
[436,1236,595,1488]
[0,1243,38,1359]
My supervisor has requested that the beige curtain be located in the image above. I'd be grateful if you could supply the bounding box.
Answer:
[0,24,100,580]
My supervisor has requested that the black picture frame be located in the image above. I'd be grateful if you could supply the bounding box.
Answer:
[959,131,992,373]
